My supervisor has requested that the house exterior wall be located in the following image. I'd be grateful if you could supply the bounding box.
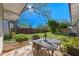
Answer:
[3,20,9,34]
[70,3,79,25]
[2,19,17,35]
[0,4,3,55]
[70,3,79,35]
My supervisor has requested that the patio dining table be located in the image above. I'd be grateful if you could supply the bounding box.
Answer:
[32,38,61,56]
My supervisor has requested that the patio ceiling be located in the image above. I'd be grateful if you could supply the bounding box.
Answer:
[3,3,26,21]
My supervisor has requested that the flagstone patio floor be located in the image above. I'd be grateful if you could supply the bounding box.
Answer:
[2,42,63,56]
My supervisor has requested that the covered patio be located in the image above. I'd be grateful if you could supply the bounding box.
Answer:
[0,3,79,56]
[0,3,63,56]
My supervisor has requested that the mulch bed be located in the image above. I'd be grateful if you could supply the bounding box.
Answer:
[3,41,29,53]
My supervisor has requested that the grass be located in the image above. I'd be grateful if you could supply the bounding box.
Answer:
[26,32,69,40]
[3,32,75,45]
[4,32,69,43]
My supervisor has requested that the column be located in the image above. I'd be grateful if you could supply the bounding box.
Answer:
[0,3,3,55]
[77,23,79,36]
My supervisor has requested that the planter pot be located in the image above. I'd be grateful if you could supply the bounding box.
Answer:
[67,47,79,56]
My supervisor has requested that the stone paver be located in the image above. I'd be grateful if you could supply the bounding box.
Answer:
[2,43,33,56]
[2,42,63,56]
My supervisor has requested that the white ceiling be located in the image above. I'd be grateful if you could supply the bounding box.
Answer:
[3,3,26,21]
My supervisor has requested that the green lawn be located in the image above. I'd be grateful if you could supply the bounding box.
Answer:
[4,32,68,43]
[26,32,69,40]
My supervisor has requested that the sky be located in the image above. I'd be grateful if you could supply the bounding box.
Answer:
[18,3,70,28]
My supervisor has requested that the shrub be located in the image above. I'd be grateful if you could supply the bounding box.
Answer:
[13,34,28,42]
[67,38,79,48]
[3,34,12,40]
[61,37,79,52]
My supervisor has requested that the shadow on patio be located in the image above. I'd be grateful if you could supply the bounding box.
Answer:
[2,41,63,56]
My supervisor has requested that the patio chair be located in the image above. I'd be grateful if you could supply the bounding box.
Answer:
[68,27,77,37]
[32,35,42,55]
[32,35,40,40]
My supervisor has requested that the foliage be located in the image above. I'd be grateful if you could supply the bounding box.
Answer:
[48,19,59,33]
[59,22,68,31]
[58,22,69,35]
[48,19,69,34]
[13,34,28,42]
[4,32,79,53]
[3,34,12,40]
[61,37,79,52]
[67,37,79,48]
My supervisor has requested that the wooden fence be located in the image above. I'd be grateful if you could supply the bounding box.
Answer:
[11,28,43,34]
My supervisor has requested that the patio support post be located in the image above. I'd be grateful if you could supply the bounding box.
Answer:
[14,21,17,34]
[8,20,11,35]
[68,3,72,25]
[0,3,3,55]
[77,23,79,36]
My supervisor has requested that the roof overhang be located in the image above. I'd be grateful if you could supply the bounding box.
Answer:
[3,3,26,21]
